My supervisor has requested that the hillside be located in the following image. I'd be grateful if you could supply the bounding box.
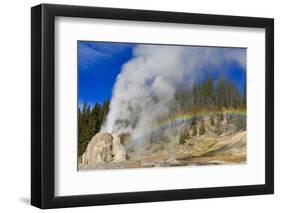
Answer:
[79,112,246,170]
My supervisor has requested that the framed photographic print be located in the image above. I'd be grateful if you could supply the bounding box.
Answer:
[31,3,274,209]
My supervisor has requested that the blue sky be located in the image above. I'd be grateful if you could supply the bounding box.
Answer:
[78,41,135,105]
[78,41,246,106]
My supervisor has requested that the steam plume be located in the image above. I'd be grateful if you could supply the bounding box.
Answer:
[102,45,245,142]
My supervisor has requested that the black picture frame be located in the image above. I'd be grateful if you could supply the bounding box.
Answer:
[31,3,274,209]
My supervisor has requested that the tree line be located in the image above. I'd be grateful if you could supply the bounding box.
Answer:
[174,76,246,112]
[78,99,110,156]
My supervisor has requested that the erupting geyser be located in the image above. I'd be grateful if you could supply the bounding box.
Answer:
[101,45,246,143]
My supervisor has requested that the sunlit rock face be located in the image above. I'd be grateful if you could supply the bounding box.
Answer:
[111,133,127,162]
[82,132,126,165]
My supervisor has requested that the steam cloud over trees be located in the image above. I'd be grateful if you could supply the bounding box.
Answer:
[102,45,245,140]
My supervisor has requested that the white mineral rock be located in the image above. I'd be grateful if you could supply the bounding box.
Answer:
[82,132,126,165]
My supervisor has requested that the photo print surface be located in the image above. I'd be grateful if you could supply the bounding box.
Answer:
[78,41,247,171]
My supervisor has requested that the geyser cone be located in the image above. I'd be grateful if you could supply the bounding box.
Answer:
[82,132,126,165]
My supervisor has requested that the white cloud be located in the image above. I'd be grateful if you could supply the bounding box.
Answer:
[78,42,133,68]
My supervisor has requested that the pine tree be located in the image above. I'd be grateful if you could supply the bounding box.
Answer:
[217,76,226,109]
[224,80,242,108]
[192,83,199,107]
[101,99,110,122]
[90,103,102,134]
[78,100,111,157]
[191,125,197,136]
[201,77,216,108]
[78,102,93,156]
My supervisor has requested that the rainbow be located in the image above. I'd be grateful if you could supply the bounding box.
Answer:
[128,108,246,144]
[157,108,246,128]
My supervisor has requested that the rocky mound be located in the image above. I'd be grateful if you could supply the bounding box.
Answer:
[81,132,126,166]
